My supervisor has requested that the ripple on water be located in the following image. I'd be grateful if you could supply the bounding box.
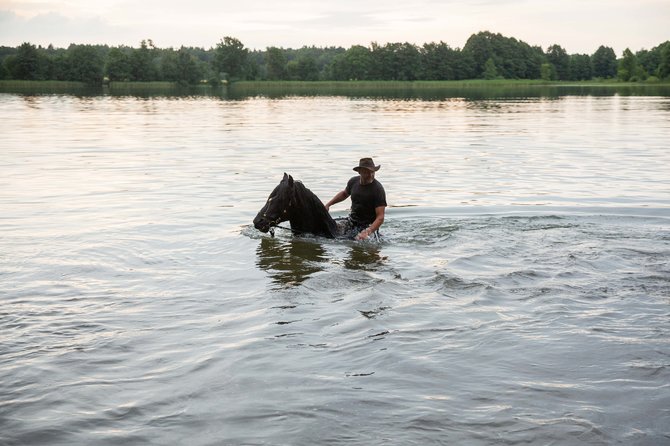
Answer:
[2,94,670,445]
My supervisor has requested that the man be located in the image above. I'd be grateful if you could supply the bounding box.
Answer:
[325,157,387,241]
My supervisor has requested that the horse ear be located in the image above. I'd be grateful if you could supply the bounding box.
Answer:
[282,172,288,182]
[288,175,294,187]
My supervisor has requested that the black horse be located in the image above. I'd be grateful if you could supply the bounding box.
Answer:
[254,173,340,238]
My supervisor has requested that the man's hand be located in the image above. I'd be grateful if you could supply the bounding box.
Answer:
[355,228,370,241]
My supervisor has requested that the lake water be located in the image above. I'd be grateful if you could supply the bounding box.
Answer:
[1,88,669,445]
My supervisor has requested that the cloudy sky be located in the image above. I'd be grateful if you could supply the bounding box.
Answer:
[1,0,668,55]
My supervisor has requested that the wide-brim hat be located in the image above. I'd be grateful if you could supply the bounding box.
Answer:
[353,157,381,172]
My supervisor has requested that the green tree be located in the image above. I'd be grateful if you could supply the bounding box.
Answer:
[421,42,456,80]
[453,50,476,80]
[0,60,8,79]
[11,42,41,80]
[159,47,203,84]
[329,45,371,80]
[312,46,346,79]
[160,48,180,81]
[65,44,104,84]
[618,48,646,81]
[462,32,495,78]
[0,46,13,79]
[369,42,391,80]
[38,44,55,80]
[462,31,542,79]
[658,44,670,79]
[287,54,319,80]
[286,60,298,80]
[175,47,202,84]
[482,57,498,79]
[635,49,658,77]
[546,44,569,80]
[568,54,592,80]
[214,36,249,80]
[48,53,69,80]
[369,42,398,80]
[540,63,553,81]
[129,40,157,81]
[244,58,261,80]
[591,45,617,78]
[525,45,545,79]
[395,43,422,80]
[368,42,421,80]
[265,47,287,80]
[106,47,131,81]
[637,41,670,79]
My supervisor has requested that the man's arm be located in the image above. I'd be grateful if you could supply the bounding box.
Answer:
[356,206,385,240]
[325,190,349,211]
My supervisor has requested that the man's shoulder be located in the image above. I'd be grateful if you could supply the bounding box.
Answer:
[345,176,357,193]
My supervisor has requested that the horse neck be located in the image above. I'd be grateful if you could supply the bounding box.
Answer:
[289,184,319,221]
[289,183,336,235]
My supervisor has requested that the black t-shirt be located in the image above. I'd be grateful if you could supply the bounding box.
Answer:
[345,176,387,225]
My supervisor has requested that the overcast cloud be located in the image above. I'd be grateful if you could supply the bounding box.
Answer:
[1,0,668,54]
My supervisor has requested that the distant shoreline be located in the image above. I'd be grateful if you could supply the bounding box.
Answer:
[2,79,669,96]
[230,79,670,88]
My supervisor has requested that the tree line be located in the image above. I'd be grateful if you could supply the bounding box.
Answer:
[1,32,669,85]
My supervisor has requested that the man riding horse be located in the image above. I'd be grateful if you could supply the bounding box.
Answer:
[325,158,387,241]
[253,158,386,240]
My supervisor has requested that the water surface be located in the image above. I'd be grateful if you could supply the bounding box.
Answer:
[1,91,669,445]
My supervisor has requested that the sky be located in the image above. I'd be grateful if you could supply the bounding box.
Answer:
[1,0,668,55]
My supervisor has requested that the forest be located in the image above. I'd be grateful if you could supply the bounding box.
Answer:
[1,32,669,86]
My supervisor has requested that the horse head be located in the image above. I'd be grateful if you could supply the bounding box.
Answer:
[253,173,294,233]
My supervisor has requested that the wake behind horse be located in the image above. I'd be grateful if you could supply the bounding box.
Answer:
[253,173,340,238]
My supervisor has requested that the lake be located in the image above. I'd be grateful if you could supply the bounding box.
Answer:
[1,87,669,445]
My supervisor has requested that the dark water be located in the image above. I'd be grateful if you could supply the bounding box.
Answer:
[1,91,669,445]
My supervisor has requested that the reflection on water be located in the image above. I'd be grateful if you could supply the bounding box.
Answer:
[256,235,388,285]
[256,236,327,287]
[343,243,386,270]
[227,82,670,101]
[227,83,670,100]
[3,82,670,101]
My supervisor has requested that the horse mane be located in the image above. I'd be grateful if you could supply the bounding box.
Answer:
[291,181,338,237]
[293,181,326,215]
